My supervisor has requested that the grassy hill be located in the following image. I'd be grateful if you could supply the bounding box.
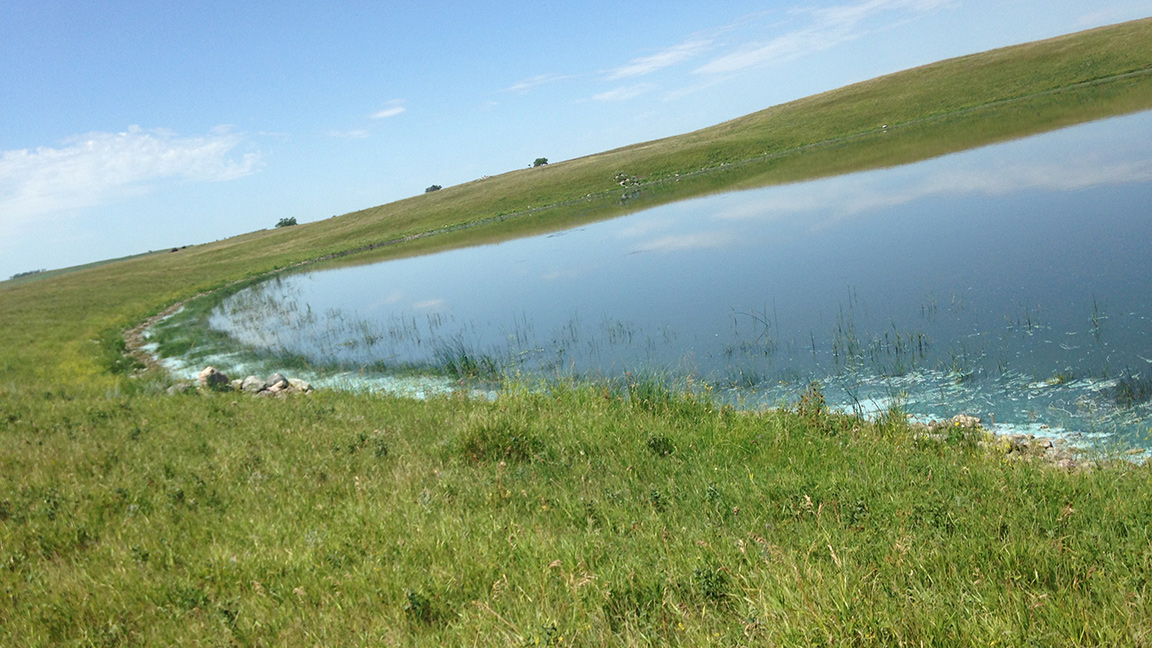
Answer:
[2,18,1152,647]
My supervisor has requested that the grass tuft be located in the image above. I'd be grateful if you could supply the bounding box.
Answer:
[458,414,545,464]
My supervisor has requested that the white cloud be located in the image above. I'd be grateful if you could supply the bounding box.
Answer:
[371,107,405,119]
[412,299,445,310]
[370,100,407,119]
[694,0,950,75]
[713,156,1152,227]
[593,83,657,102]
[505,73,581,94]
[632,231,736,253]
[0,126,259,229]
[608,38,713,79]
[615,218,668,240]
[328,129,372,139]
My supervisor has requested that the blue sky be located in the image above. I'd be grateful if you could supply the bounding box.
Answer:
[2,0,1150,281]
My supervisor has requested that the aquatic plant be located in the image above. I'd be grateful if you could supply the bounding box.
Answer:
[433,336,500,380]
[1113,368,1152,408]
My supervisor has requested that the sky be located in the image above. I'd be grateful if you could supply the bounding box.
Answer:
[2,0,1151,281]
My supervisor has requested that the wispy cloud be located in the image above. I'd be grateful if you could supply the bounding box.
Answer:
[504,73,581,94]
[509,1,952,105]
[694,0,950,75]
[713,156,1152,227]
[370,99,407,119]
[593,83,657,102]
[412,299,445,310]
[0,126,259,228]
[327,129,371,139]
[608,38,713,79]
[631,231,736,253]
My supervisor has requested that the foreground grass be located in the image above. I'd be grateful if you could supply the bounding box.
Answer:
[2,382,1150,646]
[3,18,1152,647]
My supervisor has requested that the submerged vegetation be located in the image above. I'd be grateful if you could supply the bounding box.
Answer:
[1113,368,1152,408]
[3,18,1152,646]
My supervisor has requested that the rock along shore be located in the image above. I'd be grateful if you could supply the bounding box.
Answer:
[166,366,315,398]
[910,413,1145,471]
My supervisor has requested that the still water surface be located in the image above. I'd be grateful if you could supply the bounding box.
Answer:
[206,113,1152,445]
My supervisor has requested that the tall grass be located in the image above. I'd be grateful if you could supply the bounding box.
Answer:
[2,382,1150,645]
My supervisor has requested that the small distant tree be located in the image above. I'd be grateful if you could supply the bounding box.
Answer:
[425,184,442,193]
[533,157,549,167]
[275,217,297,228]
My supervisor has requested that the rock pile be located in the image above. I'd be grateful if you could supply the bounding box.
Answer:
[911,413,1088,470]
[166,366,315,397]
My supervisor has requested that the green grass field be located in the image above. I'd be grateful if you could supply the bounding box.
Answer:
[3,18,1152,647]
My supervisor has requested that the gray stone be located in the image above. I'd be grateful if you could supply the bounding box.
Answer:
[198,366,229,390]
[1004,434,1034,453]
[950,414,981,428]
[267,373,289,389]
[166,381,195,395]
[241,375,267,393]
[288,378,313,393]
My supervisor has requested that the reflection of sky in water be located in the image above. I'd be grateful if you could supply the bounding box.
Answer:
[210,112,1152,445]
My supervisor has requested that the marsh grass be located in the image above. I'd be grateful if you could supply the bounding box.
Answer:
[1113,368,1152,408]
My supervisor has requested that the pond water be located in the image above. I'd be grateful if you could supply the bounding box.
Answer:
[196,112,1152,446]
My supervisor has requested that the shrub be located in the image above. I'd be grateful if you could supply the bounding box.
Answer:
[274,217,297,228]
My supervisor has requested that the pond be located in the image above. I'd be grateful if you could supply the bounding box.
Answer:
[165,111,1152,447]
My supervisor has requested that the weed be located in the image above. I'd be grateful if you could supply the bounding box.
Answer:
[845,499,870,526]
[795,381,827,419]
[692,565,730,604]
[523,622,560,646]
[648,489,667,512]
[645,435,674,457]
[946,422,984,448]
[169,584,210,612]
[912,499,958,535]
[403,589,439,625]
